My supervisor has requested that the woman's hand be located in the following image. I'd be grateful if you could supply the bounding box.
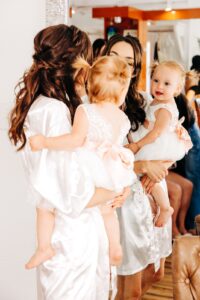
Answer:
[111,186,130,208]
[145,161,168,182]
[87,187,130,208]
[185,70,199,92]
[135,160,173,182]
[29,134,46,151]
[141,175,156,194]
[125,142,139,154]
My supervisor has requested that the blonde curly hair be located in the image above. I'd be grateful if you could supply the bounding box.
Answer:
[151,60,186,92]
[73,55,131,104]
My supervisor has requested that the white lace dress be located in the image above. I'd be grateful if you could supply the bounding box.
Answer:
[74,103,136,193]
[133,101,192,161]
[22,95,111,300]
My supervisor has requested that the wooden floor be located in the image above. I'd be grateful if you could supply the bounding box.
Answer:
[142,256,173,300]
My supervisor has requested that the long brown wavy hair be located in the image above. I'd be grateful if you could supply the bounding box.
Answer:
[8,24,92,150]
[103,34,146,132]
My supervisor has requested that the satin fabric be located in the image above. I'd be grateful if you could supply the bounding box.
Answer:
[117,180,160,275]
[22,95,110,300]
[117,92,172,276]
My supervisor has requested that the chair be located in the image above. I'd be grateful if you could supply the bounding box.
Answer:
[172,235,200,300]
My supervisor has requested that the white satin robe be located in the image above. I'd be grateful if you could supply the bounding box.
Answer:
[22,95,110,300]
[117,92,172,276]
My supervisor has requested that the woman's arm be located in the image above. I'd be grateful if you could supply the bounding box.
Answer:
[186,89,196,103]
[136,160,173,193]
[29,106,88,151]
[134,160,173,182]
[86,187,130,208]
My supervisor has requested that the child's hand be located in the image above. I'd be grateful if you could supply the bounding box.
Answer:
[111,186,130,208]
[128,142,140,154]
[29,134,46,151]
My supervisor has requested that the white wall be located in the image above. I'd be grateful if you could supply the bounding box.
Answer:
[187,19,200,68]
[0,1,45,299]
[70,7,104,42]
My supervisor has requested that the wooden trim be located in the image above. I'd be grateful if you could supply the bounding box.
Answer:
[128,7,144,20]
[138,20,147,90]
[92,6,143,20]
[143,8,200,20]
[92,7,129,18]
[93,7,200,21]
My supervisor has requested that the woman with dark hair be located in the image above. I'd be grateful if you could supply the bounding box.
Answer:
[92,38,107,59]
[185,55,200,127]
[8,24,128,300]
[186,55,200,99]
[103,34,172,299]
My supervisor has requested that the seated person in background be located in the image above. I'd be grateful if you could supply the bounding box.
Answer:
[174,93,200,232]
[185,55,200,102]
[185,55,200,127]
[166,170,193,238]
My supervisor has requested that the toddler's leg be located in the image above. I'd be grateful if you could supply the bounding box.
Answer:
[152,183,174,227]
[101,205,122,266]
[25,208,55,269]
[166,179,182,237]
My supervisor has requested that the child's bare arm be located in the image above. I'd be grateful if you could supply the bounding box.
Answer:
[136,108,171,150]
[30,106,88,151]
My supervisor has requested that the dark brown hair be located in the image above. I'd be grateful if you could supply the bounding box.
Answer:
[92,38,107,59]
[8,24,92,150]
[103,34,146,131]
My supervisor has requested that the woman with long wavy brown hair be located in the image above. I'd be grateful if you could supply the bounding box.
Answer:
[8,24,128,300]
[9,24,92,150]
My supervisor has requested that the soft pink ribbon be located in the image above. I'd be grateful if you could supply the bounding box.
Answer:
[84,140,133,169]
[175,117,193,151]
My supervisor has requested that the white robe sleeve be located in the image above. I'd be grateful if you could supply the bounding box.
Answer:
[22,96,95,217]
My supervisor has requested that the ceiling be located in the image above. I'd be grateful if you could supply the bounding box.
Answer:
[70,0,200,10]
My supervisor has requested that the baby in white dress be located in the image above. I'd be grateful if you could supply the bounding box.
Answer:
[27,55,136,269]
[129,61,192,227]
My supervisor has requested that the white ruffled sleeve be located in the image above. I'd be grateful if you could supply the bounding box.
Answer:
[22,96,95,217]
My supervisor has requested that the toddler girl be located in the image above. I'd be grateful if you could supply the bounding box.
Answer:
[129,61,192,227]
[27,55,136,269]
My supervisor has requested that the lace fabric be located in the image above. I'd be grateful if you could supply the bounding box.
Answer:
[147,101,179,131]
[76,103,135,192]
[81,103,131,145]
